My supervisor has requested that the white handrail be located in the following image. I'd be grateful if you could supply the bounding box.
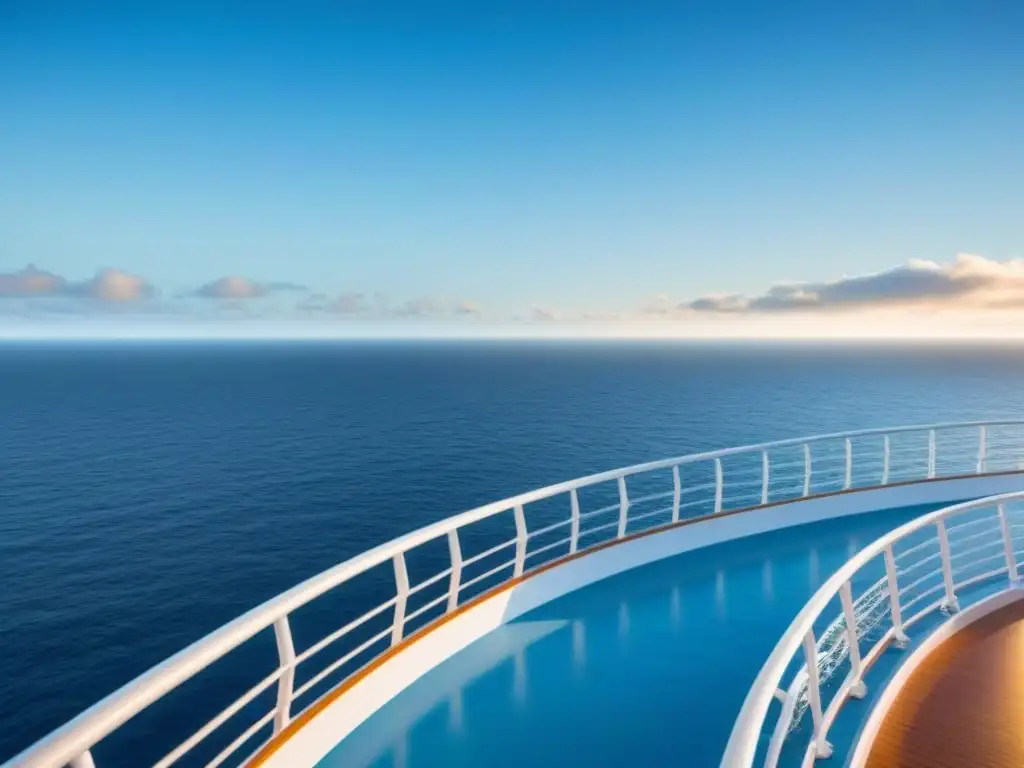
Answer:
[10,419,1024,768]
[721,489,1024,768]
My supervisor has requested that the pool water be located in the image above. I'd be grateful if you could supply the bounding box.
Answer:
[315,503,948,768]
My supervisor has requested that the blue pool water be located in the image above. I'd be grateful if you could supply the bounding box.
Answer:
[316,502,945,768]
[4,341,1024,764]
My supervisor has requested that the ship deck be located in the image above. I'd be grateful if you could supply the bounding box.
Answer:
[17,421,1024,768]
[866,598,1024,768]
[312,502,938,768]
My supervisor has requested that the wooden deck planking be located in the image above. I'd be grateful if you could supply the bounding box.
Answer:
[867,598,1024,768]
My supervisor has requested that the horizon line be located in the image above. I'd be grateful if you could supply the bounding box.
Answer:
[3,333,1024,345]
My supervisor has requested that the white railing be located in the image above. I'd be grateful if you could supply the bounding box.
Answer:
[10,420,1024,768]
[721,488,1024,768]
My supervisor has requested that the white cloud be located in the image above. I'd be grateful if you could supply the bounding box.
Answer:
[0,265,66,297]
[78,268,153,302]
[641,294,673,316]
[389,297,483,318]
[264,281,308,292]
[193,276,266,299]
[580,311,622,321]
[329,292,367,313]
[192,276,307,299]
[393,297,444,316]
[687,293,749,312]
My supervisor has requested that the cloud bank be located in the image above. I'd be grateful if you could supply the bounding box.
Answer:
[5,254,1024,339]
[686,254,1024,314]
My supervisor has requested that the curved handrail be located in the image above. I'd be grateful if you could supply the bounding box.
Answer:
[11,419,1024,768]
[721,489,1024,767]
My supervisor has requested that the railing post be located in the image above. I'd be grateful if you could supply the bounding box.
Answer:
[671,465,681,522]
[884,545,909,647]
[977,425,987,474]
[998,504,1019,583]
[513,504,528,577]
[844,438,852,490]
[803,444,811,497]
[714,458,723,514]
[839,581,867,698]
[447,530,463,612]
[761,451,770,505]
[802,629,834,759]
[272,616,297,734]
[882,434,890,485]
[70,753,97,768]
[936,520,960,613]
[764,687,799,768]
[927,429,936,479]
[617,476,630,538]
[569,488,581,553]
[391,553,410,645]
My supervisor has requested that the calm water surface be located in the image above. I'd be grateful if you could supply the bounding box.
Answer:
[2,341,1023,764]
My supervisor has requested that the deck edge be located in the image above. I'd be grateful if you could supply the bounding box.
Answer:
[849,586,1024,768]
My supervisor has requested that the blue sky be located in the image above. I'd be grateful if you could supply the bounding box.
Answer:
[2,1,1024,337]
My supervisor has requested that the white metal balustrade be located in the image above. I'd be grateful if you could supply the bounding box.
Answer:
[10,421,1024,768]
[721,489,1024,768]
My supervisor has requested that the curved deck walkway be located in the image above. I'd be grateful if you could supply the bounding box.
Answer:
[866,598,1024,768]
[312,502,945,768]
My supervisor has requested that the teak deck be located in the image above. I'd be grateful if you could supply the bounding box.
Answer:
[867,598,1024,768]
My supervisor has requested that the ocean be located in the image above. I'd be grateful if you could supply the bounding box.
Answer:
[3,341,1024,765]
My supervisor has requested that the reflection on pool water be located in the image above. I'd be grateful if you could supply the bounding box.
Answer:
[315,503,948,768]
